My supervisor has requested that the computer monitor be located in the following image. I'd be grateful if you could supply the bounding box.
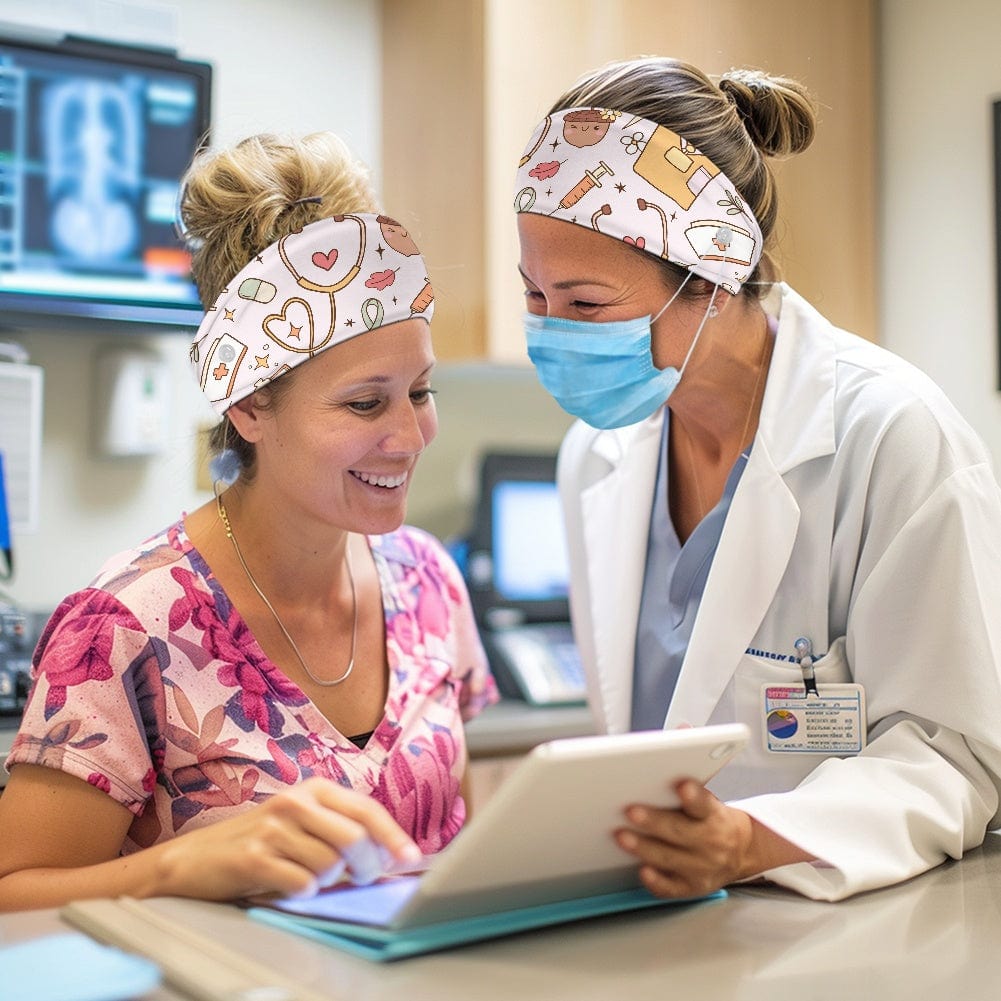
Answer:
[492,479,568,602]
[0,32,212,333]
[466,452,570,628]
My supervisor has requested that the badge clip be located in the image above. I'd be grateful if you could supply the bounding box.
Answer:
[794,637,819,697]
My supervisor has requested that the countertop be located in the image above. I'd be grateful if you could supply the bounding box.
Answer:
[4,832,1000,1000]
[464,697,594,755]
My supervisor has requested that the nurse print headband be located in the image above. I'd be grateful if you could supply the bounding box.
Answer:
[190,213,435,414]
[513,107,763,294]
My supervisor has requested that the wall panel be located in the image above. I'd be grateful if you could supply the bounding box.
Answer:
[383,0,876,360]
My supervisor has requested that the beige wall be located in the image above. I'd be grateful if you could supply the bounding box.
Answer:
[879,0,1001,470]
[384,0,876,361]
[380,0,485,360]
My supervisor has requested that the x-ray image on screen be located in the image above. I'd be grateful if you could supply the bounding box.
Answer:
[0,34,211,329]
[45,77,142,263]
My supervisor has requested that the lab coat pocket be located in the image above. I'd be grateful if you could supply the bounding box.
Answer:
[796,635,852,684]
[737,636,851,693]
[724,637,853,796]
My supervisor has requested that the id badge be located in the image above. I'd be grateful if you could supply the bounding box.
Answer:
[761,683,866,754]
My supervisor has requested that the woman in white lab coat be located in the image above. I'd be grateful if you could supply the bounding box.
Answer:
[513,57,1001,900]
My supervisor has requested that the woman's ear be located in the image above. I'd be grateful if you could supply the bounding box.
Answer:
[708,290,740,320]
[225,394,266,444]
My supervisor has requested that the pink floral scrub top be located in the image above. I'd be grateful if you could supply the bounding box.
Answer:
[7,522,498,856]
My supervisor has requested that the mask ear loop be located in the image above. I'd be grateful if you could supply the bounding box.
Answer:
[651,270,694,325]
[673,279,723,380]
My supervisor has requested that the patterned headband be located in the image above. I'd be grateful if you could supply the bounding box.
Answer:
[513,107,763,294]
[190,213,435,414]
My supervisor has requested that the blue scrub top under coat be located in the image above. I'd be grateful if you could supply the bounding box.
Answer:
[631,413,749,731]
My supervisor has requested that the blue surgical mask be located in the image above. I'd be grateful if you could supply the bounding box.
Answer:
[524,277,718,430]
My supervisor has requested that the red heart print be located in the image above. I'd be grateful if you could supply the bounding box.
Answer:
[312,249,339,270]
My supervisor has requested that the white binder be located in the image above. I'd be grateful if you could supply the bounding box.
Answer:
[0,360,44,533]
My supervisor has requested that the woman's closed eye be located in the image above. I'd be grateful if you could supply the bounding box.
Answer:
[347,398,381,414]
[409,387,437,406]
[522,289,607,313]
[346,388,436,415]
[569,299,605,313]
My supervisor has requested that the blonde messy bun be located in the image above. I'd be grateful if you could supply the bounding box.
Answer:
[179,132,379,308]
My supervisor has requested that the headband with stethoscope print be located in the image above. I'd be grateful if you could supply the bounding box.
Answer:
[190,213,435,415]
[513,107,763,294]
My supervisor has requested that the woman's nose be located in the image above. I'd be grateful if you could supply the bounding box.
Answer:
[381,400,436,455]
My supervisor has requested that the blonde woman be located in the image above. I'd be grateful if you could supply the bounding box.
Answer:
[0,133,496,910]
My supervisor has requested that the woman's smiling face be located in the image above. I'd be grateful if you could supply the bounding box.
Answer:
[244,318,437,536]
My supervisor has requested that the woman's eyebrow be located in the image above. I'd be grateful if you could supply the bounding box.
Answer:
[339,364,435,390]
[517,265,617,291]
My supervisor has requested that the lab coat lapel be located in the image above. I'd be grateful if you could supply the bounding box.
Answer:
[665,440,799,727]
[579,417,662,734]
[665,285,837,727]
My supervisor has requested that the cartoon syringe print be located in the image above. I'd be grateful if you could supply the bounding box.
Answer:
[558,160,615,209]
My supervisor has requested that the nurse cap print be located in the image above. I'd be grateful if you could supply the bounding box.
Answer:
[513,107,764,294]
[190,213,435,415]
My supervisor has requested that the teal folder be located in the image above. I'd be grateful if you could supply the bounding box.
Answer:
[248,881,726,962]
[246,728,750,962]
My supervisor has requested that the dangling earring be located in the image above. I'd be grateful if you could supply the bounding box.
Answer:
[708,304,719,319]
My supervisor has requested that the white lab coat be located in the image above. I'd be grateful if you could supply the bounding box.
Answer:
[557,284,1001,900]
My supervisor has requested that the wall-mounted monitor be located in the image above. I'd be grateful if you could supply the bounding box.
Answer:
[0,33,212,333]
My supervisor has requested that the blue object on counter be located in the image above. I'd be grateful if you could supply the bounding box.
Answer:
[1,931,162,1001]
[0,451,11,579]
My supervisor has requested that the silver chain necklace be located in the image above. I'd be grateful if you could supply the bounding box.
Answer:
[215,488,357,687]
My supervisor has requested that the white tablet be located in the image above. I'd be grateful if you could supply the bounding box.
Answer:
[399,722,749,925]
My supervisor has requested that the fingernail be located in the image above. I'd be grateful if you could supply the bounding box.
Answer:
[627,806,648,824]
[399,843,423,863]
[341,837,383,886]
[617,830,638,851]
[317,859,347,888]
[287,877,319,900]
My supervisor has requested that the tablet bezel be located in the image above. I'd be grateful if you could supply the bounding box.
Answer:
[399,723,749,926]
